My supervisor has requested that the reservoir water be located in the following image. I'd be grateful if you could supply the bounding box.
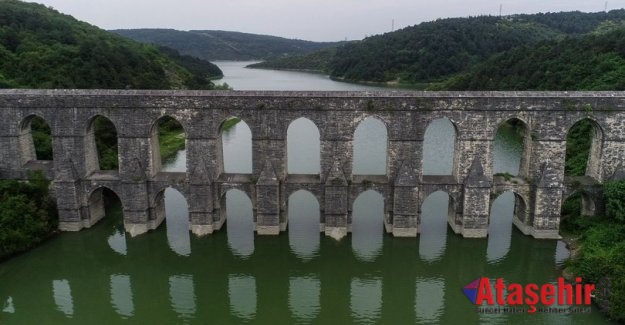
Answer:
[0,62,610,324]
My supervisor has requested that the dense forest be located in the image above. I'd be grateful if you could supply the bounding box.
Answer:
[0,172,57,260]
[440,27,625,90]
[254,10,625,90]
[0,0,222,89]
[112,28,338,61]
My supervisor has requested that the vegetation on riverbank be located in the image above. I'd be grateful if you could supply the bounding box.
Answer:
[254,11,625,91]
[0,172,58,261]
[0,0,222,89]
[156,117,186,164]
[561,180,625,322]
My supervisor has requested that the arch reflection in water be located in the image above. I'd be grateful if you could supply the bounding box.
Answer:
[415,278,445,323]
[161,187,191,256]
[3,296,14,313]
[419,191,450,261]
[351,190,384,261]
[228,275,257,320]
[169,274,196,320]
[350,277,382,324]
[224,189,255,257]
[288,190,320,259]
[107,228,127,256]
[110,274,134,318]
[423,118,456,175]
[287,117,320,174]
[52,279,74,317]
[487,192,516,263]
[555,240,570,266]
[289,276,320,321]
[353,117,387,175]
[221,119,252,173]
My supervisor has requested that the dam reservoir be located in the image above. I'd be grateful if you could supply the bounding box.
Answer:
[0,62,611,324]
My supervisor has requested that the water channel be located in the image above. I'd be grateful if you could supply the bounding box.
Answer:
[0,62,610,324]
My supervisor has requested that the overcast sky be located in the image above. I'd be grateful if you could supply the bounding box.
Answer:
[32,0,625,42]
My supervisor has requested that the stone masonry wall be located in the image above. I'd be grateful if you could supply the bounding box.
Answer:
[1,90,624,239]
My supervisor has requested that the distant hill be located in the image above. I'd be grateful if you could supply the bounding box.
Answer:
[246,47,337,73]
[111,29,338,61]
[440,26,625,91]
[252,10,625,89]
[0,0,222,89]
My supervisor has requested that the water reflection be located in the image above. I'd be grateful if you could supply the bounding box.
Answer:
[353,117,387,175]
[351,190,384,261]
[555,240,570,266]
[225,190,255,257]
[222,121,252,173]
[107,227,127,256]
[487,192,515,263]
[3,296,14,313]
[288,190,320,259]
[52,279,74,317]
[110,274,134,318]
[169,274,196,320]
[415,278,444,323]
[419,191,449,261]
[163,188,191,256]
[423,118,456,175]
[350,277,382,324]
[228,275,257,320]
[289,276,320,321]
[288,118,320,174]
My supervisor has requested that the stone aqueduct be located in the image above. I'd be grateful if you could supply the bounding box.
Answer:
[1,90,624,240]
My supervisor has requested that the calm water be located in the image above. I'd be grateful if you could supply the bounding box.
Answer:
[0,62,610,324]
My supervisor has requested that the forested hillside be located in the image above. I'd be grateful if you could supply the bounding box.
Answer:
[0,0,222,89]
[112,29,337,61]
[440,27,625,90]
[253,10,625,88]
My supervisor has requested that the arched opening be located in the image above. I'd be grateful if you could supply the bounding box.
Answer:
[154,187,191,256]
[19,115,53,165]
[287,190,321,259]
[493,118,530,177]
[222,189,255,257]
[88,187,123,227]
[487,191,527,262]
[150,116,186,174]
[565,118,603,180]
[85,115,118,173]
[287,118,320,174]
[351,190,384,261]
[88,187,126,254]
[419,191,453,261]
[422,118,457,175]
[353,117,387,175]
[220,117,252,174]
[560,192,597,233]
